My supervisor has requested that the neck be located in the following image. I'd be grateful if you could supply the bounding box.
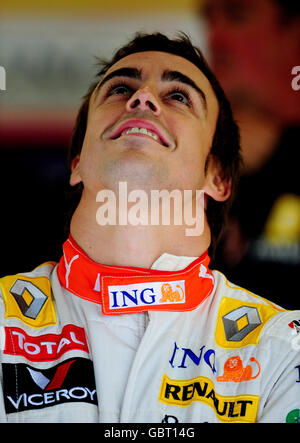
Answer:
[70,188,211,268]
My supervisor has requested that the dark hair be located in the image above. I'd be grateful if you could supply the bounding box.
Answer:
[66,32,241,259]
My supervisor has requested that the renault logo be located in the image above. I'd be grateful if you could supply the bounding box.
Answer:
[222,306,262,342]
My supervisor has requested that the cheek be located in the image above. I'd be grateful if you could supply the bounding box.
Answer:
[85,114,105,142]
[85,101,122,140]
[180,118,214,156]
[76,133,101,185]
[79,107,115,161]
[172,138,209,189]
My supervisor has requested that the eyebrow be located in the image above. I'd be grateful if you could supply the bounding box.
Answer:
[96,66,207,110]
[97,67,142,91]
[162,69,207,110]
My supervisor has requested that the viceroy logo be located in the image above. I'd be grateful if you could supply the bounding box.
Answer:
[108,280,185,310]
[2,358,97,413]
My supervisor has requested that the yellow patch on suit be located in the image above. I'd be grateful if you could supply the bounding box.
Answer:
[0,273,56,328]
[215,297,280,348]
[159,374,259,423]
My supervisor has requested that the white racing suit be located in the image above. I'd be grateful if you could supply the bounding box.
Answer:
[0,236,299,423]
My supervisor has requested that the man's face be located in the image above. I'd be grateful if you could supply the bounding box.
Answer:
[204,0,299,123]
[71,51,219,196]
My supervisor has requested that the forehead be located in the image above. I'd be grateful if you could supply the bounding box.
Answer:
[103,51,217,99]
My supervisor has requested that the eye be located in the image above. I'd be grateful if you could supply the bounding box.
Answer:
[166,88,192,106]
[106,82,133,97]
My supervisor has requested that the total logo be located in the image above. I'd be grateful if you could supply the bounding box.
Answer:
[108,280,186,310]
[2,357,97,414]
[4,324,89,362]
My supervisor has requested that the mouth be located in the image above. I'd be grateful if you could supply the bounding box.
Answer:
[109,119,172,148]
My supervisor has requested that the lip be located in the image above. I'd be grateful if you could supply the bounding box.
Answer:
[109,119,172,148]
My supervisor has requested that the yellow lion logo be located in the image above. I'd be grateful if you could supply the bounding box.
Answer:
[159,283,184,303]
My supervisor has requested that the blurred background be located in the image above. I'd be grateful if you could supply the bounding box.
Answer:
[0,0,299,308]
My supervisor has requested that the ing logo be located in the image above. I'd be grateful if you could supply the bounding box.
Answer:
[108,280,186,310]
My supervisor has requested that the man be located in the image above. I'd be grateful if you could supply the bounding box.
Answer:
[0,33,299,423]
[201,0,300,308]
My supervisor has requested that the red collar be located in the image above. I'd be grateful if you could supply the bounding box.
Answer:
[57,236,214,315]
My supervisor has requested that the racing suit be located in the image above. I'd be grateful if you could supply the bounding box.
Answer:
[0,235,299,423]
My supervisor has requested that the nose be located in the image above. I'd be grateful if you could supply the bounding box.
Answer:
[126,86,161,115]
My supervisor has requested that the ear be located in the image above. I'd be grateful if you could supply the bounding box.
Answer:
[203,156,232,202]
[69,154,82,186]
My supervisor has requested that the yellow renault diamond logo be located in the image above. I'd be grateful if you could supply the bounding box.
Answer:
[216,297,280,348]
[0,275,56,328]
